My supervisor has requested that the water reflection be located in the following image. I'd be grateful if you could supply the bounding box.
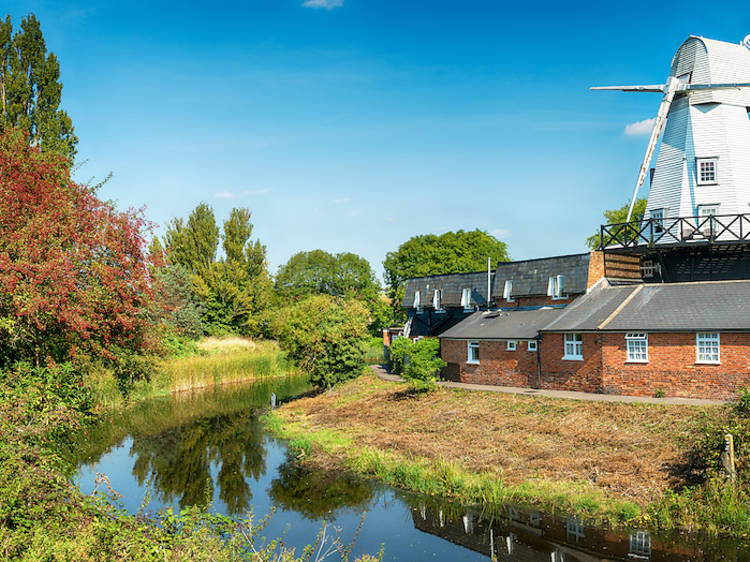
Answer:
[74,377,750,561]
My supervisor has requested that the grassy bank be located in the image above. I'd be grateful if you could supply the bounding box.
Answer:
[91,338,295,408]
[266,373,750,536]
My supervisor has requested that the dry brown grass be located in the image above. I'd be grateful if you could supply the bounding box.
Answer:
[196,336,260,353]
[280,373,721,505]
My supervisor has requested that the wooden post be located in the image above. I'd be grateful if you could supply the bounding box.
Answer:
[721,433,737,484]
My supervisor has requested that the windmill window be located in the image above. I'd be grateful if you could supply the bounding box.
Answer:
[650,208,664,231]
[467,340,480,364]
[563,333,583,360]
[696,332,720,364]
[626,333,648,363]
[641,259,657,278]
[698,205,719,237]
[696,158,718,185]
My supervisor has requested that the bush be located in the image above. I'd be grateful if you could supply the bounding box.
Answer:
[403,338,445,392]
[389,337,412,375]
[275,295,370,389]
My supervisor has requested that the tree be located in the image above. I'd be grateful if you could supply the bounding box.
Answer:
[0,14,77,161]
[0,130,152,365]
[586,198,648,249]
[160,205,272,336]
[274,295,369,389]
[383,229,510,303]
[275,249,379,299]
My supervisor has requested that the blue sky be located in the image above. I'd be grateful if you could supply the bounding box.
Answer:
[8,0,750,279]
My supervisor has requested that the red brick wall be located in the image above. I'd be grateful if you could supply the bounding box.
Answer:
[600,332,750,400]
[441,338,538,387]
[539,333,603,393]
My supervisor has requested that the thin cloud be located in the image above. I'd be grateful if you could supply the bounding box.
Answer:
[214,188,271,199]
[625,118,656,136]
[491,228,511,238]
[302,0,343,8]
[332,197,352,205]
[245,188,272,195]
[214,191,234,199]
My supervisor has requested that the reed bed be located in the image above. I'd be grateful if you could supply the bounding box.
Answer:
[159,340,294,393]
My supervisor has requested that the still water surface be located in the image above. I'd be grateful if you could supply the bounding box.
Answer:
[74,375,750,561]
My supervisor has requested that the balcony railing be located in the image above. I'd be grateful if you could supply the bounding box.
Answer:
[599,213,750,250]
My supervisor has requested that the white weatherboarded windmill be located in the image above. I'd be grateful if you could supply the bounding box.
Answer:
[594,35,750,228]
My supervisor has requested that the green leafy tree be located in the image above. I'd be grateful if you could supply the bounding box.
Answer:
[586,198,648,249]
[0,14,77,160]
[383,229,510,304]
[161,204,272,336]
[150,265,205,339]
[274,295,369,389]
[403,338,446,392]
[275,250,379,299]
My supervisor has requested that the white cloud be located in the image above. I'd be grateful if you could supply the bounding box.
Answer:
[624,118,656,136]
[214,188,271,200]
[302,0,343,8]
[491,228,511,238]
[332,197,352,205]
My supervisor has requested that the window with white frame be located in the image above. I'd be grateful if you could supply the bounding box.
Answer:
[626,333,648,362]
[696,157,718,185]
[507,340,516,351]
[528,340,538,352]
[696,332,720,364]
[547,275,566,299]
[563,333,583,360]
[433,289,443,312]
[467,340,480,364]
[650,208,664,231]
[460,288,472,311]
[414,290,422,313]
[698,204,719,237]
[641,259,657,278]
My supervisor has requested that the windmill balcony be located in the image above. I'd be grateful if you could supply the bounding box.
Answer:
[599,213,750,252]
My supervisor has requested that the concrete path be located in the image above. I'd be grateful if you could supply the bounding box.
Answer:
[370,365,725,406]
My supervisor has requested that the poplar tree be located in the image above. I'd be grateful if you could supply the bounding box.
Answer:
[0,14,77,161]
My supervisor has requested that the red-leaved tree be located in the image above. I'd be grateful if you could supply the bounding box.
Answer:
[0,130,154,365]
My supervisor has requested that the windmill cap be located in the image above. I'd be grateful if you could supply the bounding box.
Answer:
[744,34,750,50]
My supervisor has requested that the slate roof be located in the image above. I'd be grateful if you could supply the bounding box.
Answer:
[402,271,493,308]
[439,307,565,340]
[492,253,590,298]
[401,252,591,309]
[542,279,750,332]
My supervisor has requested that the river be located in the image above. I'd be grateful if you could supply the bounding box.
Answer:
[73,375,750,561]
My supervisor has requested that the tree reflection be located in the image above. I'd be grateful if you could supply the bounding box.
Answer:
[129,411,267,514]
[269,456,374,520]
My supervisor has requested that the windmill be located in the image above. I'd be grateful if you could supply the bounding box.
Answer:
[593,35,750,224]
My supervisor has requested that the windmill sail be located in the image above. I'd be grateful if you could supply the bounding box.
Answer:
[593,35,750,226]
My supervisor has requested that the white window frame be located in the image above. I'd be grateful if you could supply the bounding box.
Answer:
[467,340,480,364]
[528,340,538,352]
[414,290,422,313]
[650,208,664,231]
[641,259,657,278]
[460,287,472,311]
[563,333,583,360]
[433,289,444,313]
[696,157,718,185]
[503,279,514,303]
[698,204,719,237]
[696,332,720,364]
[547,275,567,300]
[625,333,648,363]
[507,340,516,351]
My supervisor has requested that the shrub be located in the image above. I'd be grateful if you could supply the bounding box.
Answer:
[402,338,445,392]
[389,337,412,375]
[275,295,370,389]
